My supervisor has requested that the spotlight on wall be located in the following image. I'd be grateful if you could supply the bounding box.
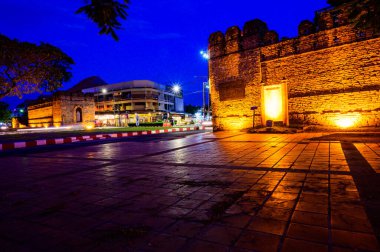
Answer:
[335,115,359,128]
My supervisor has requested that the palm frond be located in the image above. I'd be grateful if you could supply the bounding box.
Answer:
[77,0,130,40]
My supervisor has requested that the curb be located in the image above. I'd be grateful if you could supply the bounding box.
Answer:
[0,126,205,151]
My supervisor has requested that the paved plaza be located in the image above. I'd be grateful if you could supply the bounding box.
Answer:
[1,131,380,251]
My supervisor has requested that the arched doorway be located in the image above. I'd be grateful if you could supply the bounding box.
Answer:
[75,107,83,123]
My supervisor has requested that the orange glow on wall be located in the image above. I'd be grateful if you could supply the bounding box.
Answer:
[228,121,245,130]
[262,83,288,125]
[334,114,360,128]
[85,124,94,130]
[264,87,283,120]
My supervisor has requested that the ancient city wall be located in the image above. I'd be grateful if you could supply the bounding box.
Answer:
[263,36,380,128]
[261,30,379,94]
[28,102,53,128]
[55,94,95,127]
[209,3,380,130]
[28,93,95,128]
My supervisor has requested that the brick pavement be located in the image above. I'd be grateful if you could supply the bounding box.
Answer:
[0,132,379,251]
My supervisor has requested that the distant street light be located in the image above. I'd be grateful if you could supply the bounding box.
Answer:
[200,50,210,120]
[102,88,107,94]
[172,84,181,94]
[200,50,210,60]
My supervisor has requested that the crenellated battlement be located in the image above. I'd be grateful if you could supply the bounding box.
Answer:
[208,1,380,131]
[208,2,377,61]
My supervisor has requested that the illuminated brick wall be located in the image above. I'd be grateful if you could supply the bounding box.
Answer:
[28,102,53,128]
[28,93,95,128]
[209,4,380,130]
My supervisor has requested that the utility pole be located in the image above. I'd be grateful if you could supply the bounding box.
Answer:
[202,82,206,119]
[206,82,210,120]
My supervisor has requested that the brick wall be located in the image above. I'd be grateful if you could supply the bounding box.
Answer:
[28,102,53,128]
[54,94,95,127]
[209,4,380,130]
[27,93,95,128]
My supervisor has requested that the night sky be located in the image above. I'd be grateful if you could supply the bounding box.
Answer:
[1,0,328,108]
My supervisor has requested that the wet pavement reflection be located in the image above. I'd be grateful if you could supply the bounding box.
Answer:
[0,131,379,251]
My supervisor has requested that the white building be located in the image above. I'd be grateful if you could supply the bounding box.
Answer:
[82,80,184,126]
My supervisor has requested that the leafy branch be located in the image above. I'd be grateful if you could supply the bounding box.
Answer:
[76,0,130,41]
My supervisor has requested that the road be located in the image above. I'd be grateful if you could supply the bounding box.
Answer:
[0,131,380,251]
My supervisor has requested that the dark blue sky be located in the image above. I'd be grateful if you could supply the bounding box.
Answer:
[1,0,328,108]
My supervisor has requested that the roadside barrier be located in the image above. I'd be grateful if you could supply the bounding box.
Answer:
[0,126,205,151]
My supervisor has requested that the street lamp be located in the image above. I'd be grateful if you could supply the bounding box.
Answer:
[200,50,210,120]
[200,50,210,60]
[202,82,210,120]
[100,88,110,126]
[170,84,181,114]
[172,84,181,94]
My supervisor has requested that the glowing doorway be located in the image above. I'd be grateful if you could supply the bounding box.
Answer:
[262,84,288,126]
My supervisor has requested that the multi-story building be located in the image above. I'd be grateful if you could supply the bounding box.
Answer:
[82,80,184,126]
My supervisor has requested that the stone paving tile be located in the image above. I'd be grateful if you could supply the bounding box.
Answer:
[282,238,328,252]
[1,132,380,251]
[247,217,287,235]
[355,143,380,173]
[234,230,281,251]
[183,239,229,252]
[291,210,329,228]
[287,223,329,244]
[164,220,205,238]
[332,229,380,251]
[197,224,242,246]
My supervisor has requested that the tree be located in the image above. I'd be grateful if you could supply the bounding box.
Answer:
[327,0,380,33]
[0,34,74,99]
[76,0,130,41]
[184,104,201,115]
[14,101,29,125]
[0,102,11,122]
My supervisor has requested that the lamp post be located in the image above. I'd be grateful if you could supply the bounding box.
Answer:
[251,106,258,129]
[200,50,210,120]
[202,82,210,120]
[101,88,109,126]
[171,84,181,126]
[172,84,181,111]
[100,88,107,126]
